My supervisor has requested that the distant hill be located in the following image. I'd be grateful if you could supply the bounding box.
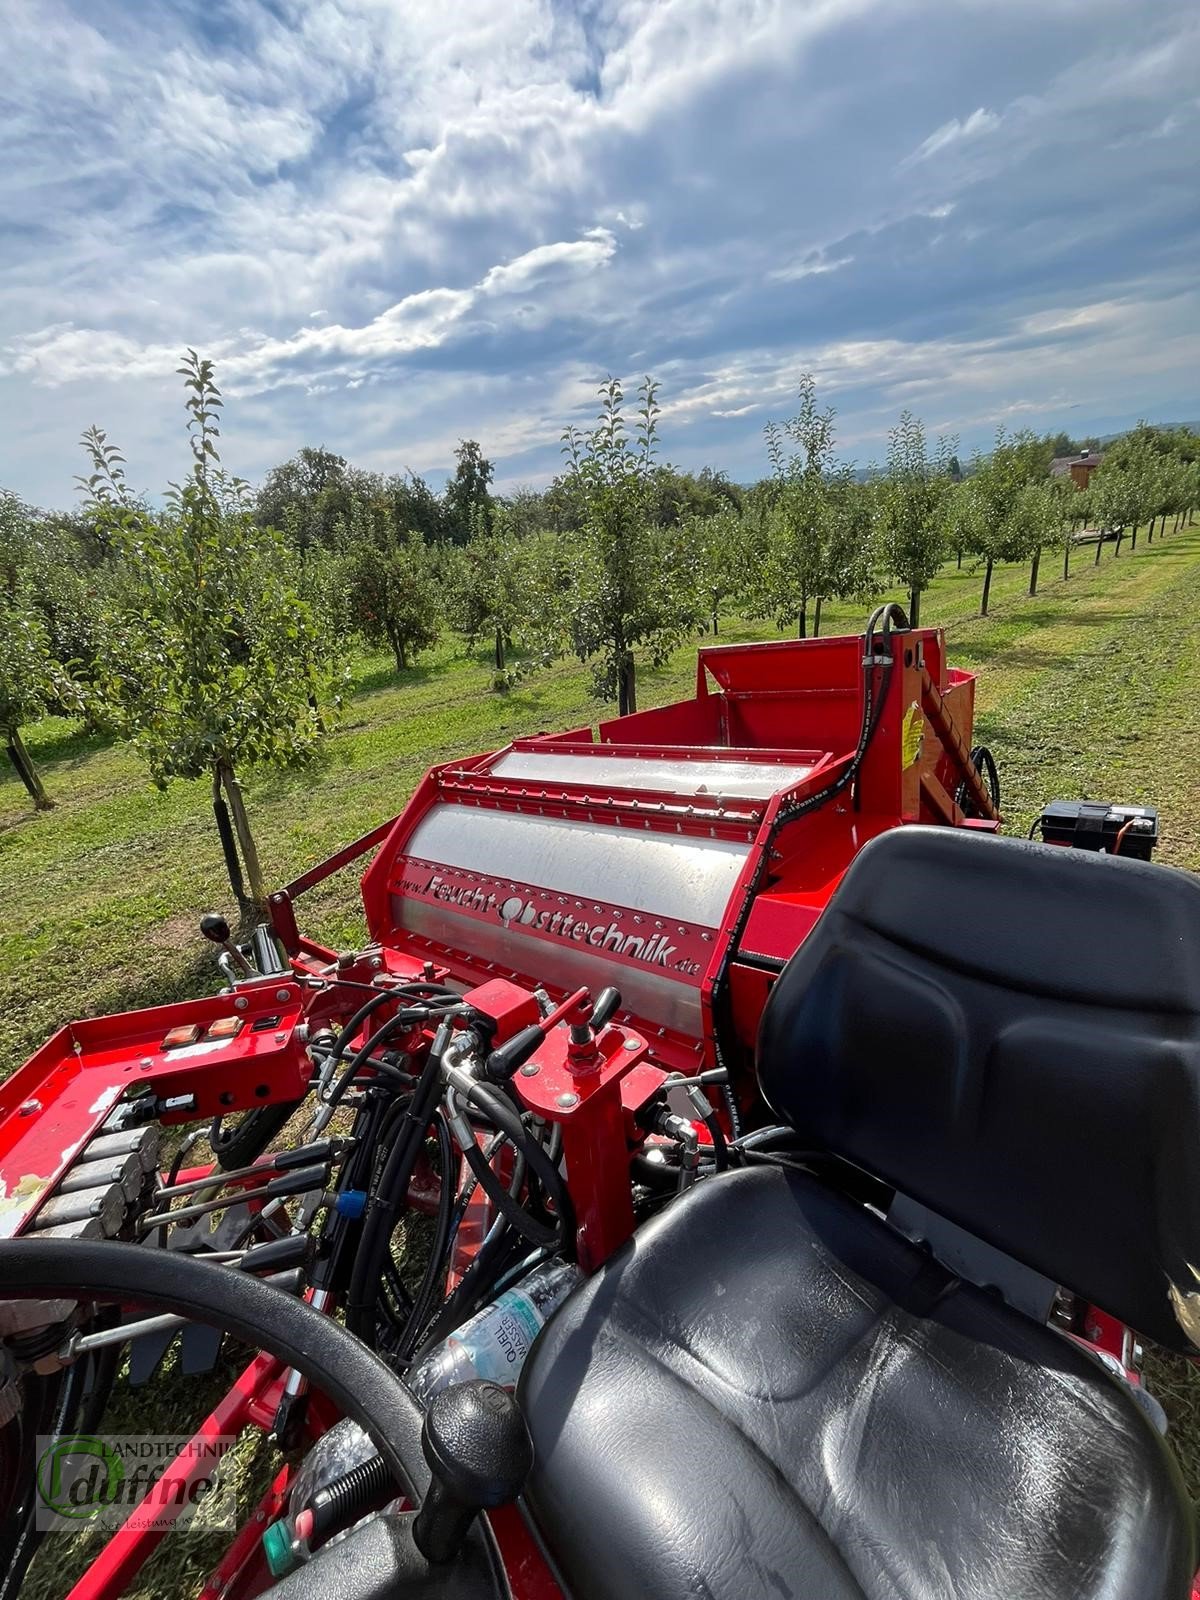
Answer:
[1095,421,1200,444]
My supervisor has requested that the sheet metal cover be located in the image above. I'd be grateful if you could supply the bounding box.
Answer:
[390,808,749,1037]
[398,805,749,929]
[489,750,816,800]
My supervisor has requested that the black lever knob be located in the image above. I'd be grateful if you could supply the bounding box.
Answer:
[200,912,232,945]
[590,986,621,1031]
[484,1023,544,1083]
[412,1381,534,1564]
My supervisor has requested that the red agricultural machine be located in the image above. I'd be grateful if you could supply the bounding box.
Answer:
[1,606,1196,1600]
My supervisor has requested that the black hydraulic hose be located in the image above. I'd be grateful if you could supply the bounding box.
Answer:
[311,1041,414,1097]
[719,1079,743,1145]
[324,993,461,1115]
[454,1079,575,1249]
[345,1038,448,1339]
[210,1098,303,1171]
[410,1218,521,1364]
[165,1127,207,1192]
[457,1132,557,1249]
[398,1141,525,1367]
[394,1111,459,1361]
[285,1086,396,1291]
[701,1108,729,1171]
[732,1124,797,1153]
[0,1240,429,1501]
[322,1006,411,1114]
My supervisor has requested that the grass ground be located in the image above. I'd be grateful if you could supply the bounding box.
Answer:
[7,517,1200,1595]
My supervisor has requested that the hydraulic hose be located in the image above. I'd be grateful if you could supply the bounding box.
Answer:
[450,1078,575,1249]
[322,989,461,1115]
[345,1030,449,1339]
[411,1217,523,1363]
[395,1110,461,1360]
[451,1107,556,1249]
[0,1240,429,1500]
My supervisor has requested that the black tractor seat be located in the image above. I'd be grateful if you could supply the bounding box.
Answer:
[520,826,1200,1599]
[522,1163,1192,1599]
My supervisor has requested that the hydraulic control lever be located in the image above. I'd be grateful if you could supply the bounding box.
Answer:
[200,912,255,978]
[483,985,623,1082]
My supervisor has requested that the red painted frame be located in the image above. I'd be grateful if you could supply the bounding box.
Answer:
[7,624,1175,1600]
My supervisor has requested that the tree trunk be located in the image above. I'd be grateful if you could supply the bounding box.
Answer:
[1063,538,1071,582]
[1147,519,1154,543]
[1094,531,1104,566]
[711,609,719,636]
[1029,549,1041,596]
[617,651,637,717]
[980,558,994,617]
[212,766,246,904]
[957,547,963,569]
[908,587,921,626]
[1131,523,1138,550]
[812,596,823,637]
[796,596,807,639]
[219,760,267,912]
[494,628,505,671]
[6,727,52,810]
[1114,527,1124,557]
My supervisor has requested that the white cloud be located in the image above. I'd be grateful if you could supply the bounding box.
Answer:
[0,0,1197,504]
[907,107,1000,164]
[770,251,854,283]
[477,230,617,296]
[2,229,621,391]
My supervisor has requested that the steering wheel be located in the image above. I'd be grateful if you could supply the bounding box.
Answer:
[0,1240,534,1598]
[0,1238,427,1499]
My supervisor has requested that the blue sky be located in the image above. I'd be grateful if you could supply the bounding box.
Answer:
[1,0,1197,507]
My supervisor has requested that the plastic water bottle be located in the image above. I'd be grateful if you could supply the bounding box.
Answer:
[408,1260,581,1406]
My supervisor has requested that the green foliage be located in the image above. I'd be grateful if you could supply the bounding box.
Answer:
[876,410,955,621]
[753,374,840,636]
[686,507,744,635]
[958,431,1058,609]
[255,446,350,551]
[823,477,878,614]
[0,489,30,601]
[342,503,441,671]
[444,440,495,544]
[645,465,744,526]
[444,511,565,682]
[562,377,698,714]
[0,587,58,739]
[79,352,343,904]
[0,493,79,808]
[964,431,1053,556]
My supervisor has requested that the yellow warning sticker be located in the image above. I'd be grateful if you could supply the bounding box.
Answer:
[901,702,924,768]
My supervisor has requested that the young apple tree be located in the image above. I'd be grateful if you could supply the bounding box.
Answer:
[563,378,696,715]
[82,352,342,914]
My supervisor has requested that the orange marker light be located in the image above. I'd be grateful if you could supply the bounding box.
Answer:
[161,1024,202,1050]
[206,1016,244,1041]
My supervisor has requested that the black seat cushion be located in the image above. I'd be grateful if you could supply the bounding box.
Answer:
[756,825,1200,1353]
[522,1166,1195,1600]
